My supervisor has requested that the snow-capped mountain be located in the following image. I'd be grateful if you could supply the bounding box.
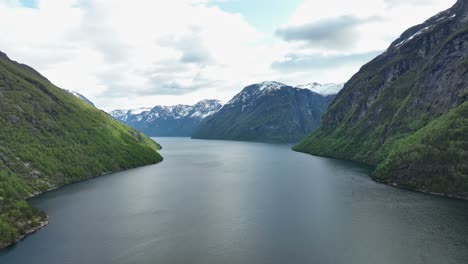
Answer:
[223,81,342,112]
[108,109,128,120]
[224,81,288,111]
[295,82,344,96]
[66,90,95,107]
[193,81,336,143]
[110,99,223,137]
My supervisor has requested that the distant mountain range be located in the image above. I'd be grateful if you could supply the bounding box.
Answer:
[112,82,343,141]
[110,100,223,137]
[294,0,468,198]
[192,81,341,143]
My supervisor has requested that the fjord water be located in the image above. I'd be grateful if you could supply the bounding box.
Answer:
[1,138,467,264]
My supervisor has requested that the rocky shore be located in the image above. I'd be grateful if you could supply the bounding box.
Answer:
[0,218,49,249]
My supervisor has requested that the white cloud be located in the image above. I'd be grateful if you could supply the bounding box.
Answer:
[0,0,458,110]
[0,0,276,110]
[272,0,456,86]
[278,0,457,53]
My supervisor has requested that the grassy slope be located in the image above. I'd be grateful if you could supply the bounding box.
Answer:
[293,21,467,198]
[374,101,468,197]
[0,53,162,247]
[293,101,467,198]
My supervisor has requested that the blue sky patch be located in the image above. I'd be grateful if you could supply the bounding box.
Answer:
[19,0,37,8]
[214,0,303,34]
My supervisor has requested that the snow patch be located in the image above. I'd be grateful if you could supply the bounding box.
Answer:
[258,81,287,91]
[394,26,434,48]
[394,13,456,49]
[129,107,152,115]
[111,100,223,123]
[296,82,344,96]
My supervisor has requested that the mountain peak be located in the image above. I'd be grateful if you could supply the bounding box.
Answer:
[110,99,223,137]
[257,81,287,91]
[194,99,223,106]
[193,81,336,143]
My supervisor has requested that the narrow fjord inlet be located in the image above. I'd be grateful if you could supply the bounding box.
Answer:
[0,0,467,263]
[1,139,467,264]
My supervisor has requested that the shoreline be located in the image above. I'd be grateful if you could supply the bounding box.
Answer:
[292,148,468,201]
[0,160,163,250]
[377,179,468,201]
[0,218,49,250]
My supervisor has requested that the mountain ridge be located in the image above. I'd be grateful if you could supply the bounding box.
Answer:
[294,0,468,198]
[111,99,223,137]
[192,81,337,143]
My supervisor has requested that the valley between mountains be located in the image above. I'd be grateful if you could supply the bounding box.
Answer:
[111,82,343,143]
[0,0,466,257]
[109,0,467,199]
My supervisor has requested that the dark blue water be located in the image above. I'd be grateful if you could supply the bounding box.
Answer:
[1,138,467,264]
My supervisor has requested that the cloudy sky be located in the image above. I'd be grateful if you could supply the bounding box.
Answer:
[0,0,456,111]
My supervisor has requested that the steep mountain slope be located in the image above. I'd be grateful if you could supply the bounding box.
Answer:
[294,1,468,198]
[192,81,335,143]
[110,100,222,137]
[0,51,163,247]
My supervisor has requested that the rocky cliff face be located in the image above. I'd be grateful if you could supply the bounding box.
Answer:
[192,81,335,143]
[294,0,468,198]
[111,100,223,137]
